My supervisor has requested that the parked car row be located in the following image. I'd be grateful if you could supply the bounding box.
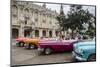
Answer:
[38,39,78,55]
[15,37,58,49]
[15,37,96,62]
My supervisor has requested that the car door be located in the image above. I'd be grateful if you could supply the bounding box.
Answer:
[60,41,73,52]
[54,40,68,52]
[51,40,64,52]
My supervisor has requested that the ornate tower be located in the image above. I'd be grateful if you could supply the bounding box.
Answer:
[60,4,65,16]
[42,3,46,8]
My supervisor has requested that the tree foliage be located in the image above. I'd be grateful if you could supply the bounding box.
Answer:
[56,5,96,38]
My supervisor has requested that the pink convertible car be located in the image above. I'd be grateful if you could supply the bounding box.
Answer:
[38,39,79,55]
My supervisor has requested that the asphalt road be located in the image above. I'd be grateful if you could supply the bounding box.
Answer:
[11,43,75,66]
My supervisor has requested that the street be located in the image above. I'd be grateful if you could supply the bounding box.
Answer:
[12,43,74,66]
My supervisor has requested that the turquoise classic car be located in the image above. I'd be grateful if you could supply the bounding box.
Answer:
[72,40,96,61]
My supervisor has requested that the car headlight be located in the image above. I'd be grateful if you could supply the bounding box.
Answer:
[78,49,83,53]
[76,49,83,54]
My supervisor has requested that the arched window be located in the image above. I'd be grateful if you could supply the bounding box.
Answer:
[35,30,39,37]
[12,5,18,17]
[55,31,58,36]
[42,30,46,37]
[24,8,29,18]
[12,28,19,39]
[24,8,29,24]
[24,29,31,37]
[49,31,52,37]
[34,9,38,22]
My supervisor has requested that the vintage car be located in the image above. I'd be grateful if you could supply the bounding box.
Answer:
[24,38,40,49]
[38,39,78,55]
[72,40,96,61]
[15,37,29,47]
[24,38,58,49]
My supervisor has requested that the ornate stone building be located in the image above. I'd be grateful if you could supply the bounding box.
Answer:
[11,1,59,38]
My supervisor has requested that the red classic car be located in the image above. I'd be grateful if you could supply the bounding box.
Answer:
[38,39,78,55]
[15,37,30,47]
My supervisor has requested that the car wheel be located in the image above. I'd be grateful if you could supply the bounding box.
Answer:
[88,54,96,61]
[16,42,21,47]
[38,51,43,56]
[16,42,19,47]
[44,48,52,55]
[20,42,24,47]
[28,43,36,49]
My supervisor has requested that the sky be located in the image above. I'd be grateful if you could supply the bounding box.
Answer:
[33,2,95,16]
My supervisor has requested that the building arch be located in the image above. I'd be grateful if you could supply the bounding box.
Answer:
[24,8,29,17]
[55,31,58,37]
[42,30,46,37]
[24,8,29,12]
[12,5,18,17]
[23,8,30,24]
[24,29,31,37]
[12,28,19,39]
[49,31,52,37]
[35,30,39,37]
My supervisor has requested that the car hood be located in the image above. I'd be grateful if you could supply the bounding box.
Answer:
[74,40,95,50]
[16,37,29,41]
[24,38,40,42]
[77,45,95,50]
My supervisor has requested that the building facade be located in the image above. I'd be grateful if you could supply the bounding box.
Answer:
[11,1,60,39]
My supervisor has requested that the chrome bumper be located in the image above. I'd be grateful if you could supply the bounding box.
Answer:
[72,51,87,61]
[38,48,44,52]
[24,44,29,48]
[37,47,44,55]
[24,43,28,46]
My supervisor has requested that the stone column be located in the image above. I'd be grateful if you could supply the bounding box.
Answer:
[52,30,56,37]
[19,23,24,37]
[46,30,49,37]
[19,9,25,37]
[31,22,35,38]
[31,30,35,38]
[65,31,67,37]
[39,29,43,37]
